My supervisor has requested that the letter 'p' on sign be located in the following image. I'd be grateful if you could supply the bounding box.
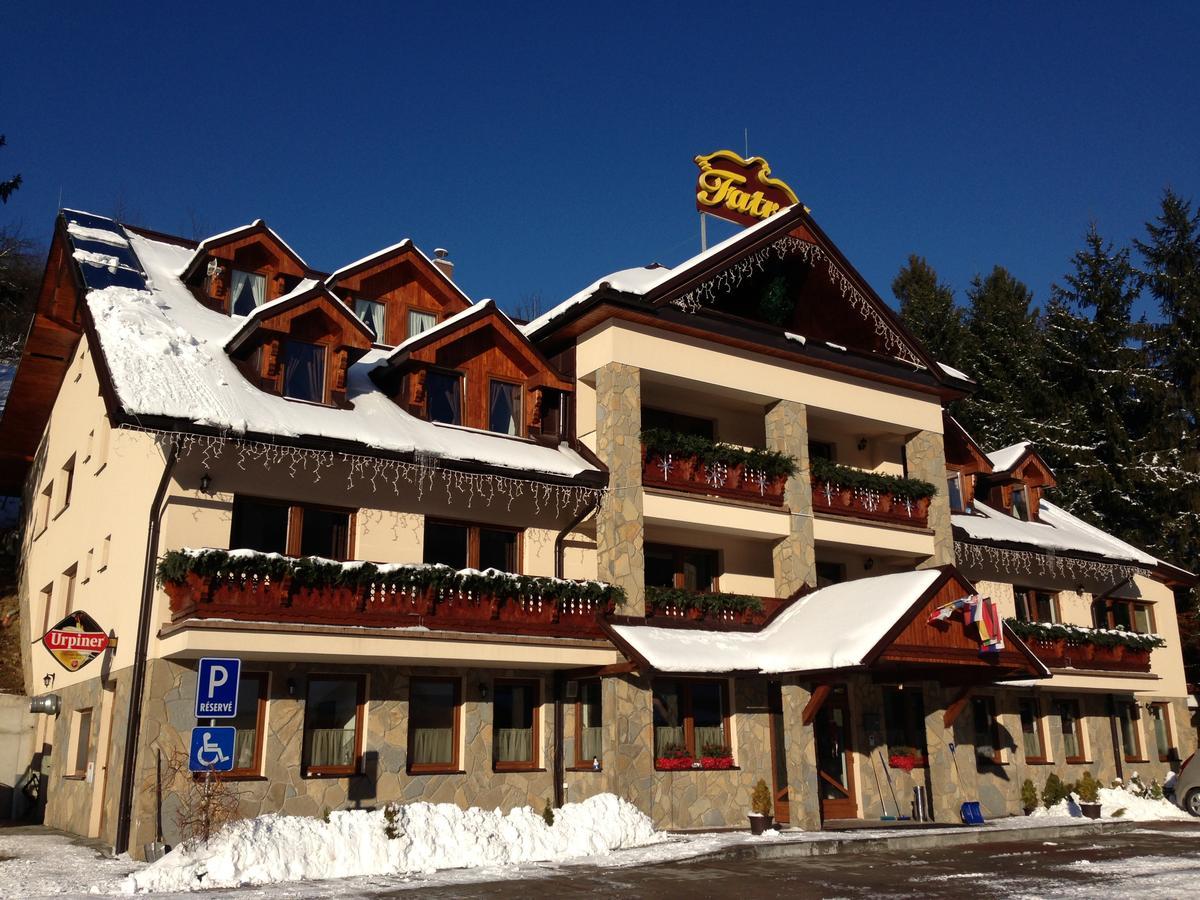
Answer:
[195,658,241,719]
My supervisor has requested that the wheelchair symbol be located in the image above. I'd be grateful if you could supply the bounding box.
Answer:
[196,731,230,767]
[189,725,235,772]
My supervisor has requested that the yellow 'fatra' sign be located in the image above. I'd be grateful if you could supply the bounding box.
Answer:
[694,150,799,227]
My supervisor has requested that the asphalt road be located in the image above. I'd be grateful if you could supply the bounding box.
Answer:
[380,822,1200,899]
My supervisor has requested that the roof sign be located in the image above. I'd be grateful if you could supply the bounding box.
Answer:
[694,150,799,228]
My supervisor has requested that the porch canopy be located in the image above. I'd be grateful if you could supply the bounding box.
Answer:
[609,566,1049,684]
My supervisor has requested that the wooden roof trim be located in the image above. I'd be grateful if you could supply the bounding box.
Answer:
[180,220,311,282]
[325,240,472,309]
[224,284,376,353]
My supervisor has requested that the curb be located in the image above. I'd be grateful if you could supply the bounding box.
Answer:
[691,820,1138,863]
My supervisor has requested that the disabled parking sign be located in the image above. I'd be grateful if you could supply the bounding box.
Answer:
[195,657,240,719]
[189,726,236,772]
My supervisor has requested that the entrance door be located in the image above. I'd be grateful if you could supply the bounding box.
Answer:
[814,684,857,820]
[767,681,789,823]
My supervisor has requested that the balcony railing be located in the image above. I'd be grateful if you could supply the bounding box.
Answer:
[1004,619,1163,673]
[159,550,622,639]
[810,478,931,528]
[644,586,790,626]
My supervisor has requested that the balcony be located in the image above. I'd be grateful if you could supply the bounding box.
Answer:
[644,586,791,627]
[158,550,623,639]
[1004,619,1163,673]
[640,430,795,507]
[810,459,936,529]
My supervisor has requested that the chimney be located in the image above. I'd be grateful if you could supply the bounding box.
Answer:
[432,248,454,282]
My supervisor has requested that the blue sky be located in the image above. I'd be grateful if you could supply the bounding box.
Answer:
[4,2,1198,324]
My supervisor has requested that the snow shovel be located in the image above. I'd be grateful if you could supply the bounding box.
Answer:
[877,750,910,820]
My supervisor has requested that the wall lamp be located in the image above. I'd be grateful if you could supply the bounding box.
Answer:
[864,557,876,571]
[479,683,489,700]
[199,471,212,494]
[43,672,54,688]
[857,437,868,451]
[286,678,297,697]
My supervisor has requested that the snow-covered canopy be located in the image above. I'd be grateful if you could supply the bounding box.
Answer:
[69,211,599,481]
[611,570,942,674]
[952,499,1159,567]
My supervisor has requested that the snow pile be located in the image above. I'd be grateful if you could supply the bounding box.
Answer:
[123,793,662,893]
[1031,786,1191,822]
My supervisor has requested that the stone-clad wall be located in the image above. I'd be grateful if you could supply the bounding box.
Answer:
[765,400,816,596]
[904,430,954,567]
[594,362,646,615]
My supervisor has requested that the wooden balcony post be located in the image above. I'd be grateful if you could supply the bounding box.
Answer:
[765,400,816,596]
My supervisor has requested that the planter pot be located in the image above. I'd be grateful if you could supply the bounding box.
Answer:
[837,487,854,507]
[655,757,694,771]
[1080,802,1102,820]
[748,814,774,835]
[878,493,894,514]
[701,756,735,770]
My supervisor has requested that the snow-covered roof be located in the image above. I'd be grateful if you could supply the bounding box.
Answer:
[612,570,942,674]
[222,279,374,353]
[952,499,1159,567]
[179,219,309,278]
[936,361,973,382]
[987,441,1033,473]
[71,211,599,481]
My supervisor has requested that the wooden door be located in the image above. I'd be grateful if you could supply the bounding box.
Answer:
[767,681,789,823]
[814,684,857,820]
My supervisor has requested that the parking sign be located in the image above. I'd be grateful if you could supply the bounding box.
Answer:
[189,726,236,773]
[195,658,241,719]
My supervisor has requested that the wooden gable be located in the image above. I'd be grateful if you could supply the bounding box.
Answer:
[326,243,470,347]
[182,221,312,314]
[979,446,1056,519]
[866,568,1047,683]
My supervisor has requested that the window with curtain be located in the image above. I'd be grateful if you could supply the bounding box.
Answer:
[408,678,459,773]
[576,680,603,767]
[1010,485,1031,520]
[197,673,266,775]
[1055,699,1085,762]
[303,676,363,775]
[882,686,928,758]
[426,370,462,425]
[1093,598,1154,633]
[355,299,387,341]
[1149,703,1173,762]
[493,681,537,770]
[1015,587,1057,623]
[283,341,326,403]
[652,679,730,762]
[971,696,1001,767]
[1118,702,1143,762]
[408,309,437,338]
[231,269,266,316]
[488,381,521,435]
[1018,698,1047,762]
[946,472,965,512]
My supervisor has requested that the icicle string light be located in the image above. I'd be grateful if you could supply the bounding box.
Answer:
[670,234,922,366]
[122,425,607,518]
[955,540,1144,584]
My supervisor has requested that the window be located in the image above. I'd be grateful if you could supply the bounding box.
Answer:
[882,687,928,762]
[493,680,539,771]
[83,548,94,584]
[644,544,718,592]
[1093,598,1154,634]
[808,440,836,462]
[947,472,965,513]
[197,672,267,776]
[971,696,1001,767]
[489,380,521,436]
[1118,702,1144,762]
[35,482,53,536]
[282,340,326,404]
[68,708,93,778]
[815,561,845,588]
[62,565,77,615]
[423,520,520,573]
[407,678,460,774]
[57,454,75,515]
[1149,703,1174,762]
[426,370,462,425]
[302,675,365,776]
[39,583,54,634]
[641,407,715,440]
[1014,587,1058,624]
[407,309,437,338]
[1055,699,1085,763]
[1010,485,1031,520]
[84,429,94,464]
[652,679,730,762]
[575,680,603,768]
[1018,698,1047,763]
[231,496,352,560]
[355,298,387,340]
[537,389,567,440]
[231,269,266,316]
[94,419,110,472]
[99,534,111,572]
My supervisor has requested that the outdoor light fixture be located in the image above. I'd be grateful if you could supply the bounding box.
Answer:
[864,557,875,571]
[43,672,54,688]
[286,678,296,697]
[479,684,489,699]
[199,471,212,493]
[857,437,868,451]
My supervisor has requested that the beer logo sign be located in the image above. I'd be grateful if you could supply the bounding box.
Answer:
[41,611,116,672]
[694,150,800,228]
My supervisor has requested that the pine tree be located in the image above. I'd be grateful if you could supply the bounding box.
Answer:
[892,255,968,368]
[0,136,19,205]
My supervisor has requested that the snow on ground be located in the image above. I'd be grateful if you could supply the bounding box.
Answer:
[0,830,141,898]
[1031,786,1192,822]
[124,793,661,893]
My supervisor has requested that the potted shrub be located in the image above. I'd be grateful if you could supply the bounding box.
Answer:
[656,745,694,771]
[1077,771,1102,819]
[748,778,774,834]
[1042,773,1070,809]
[700,743,735,770]
[1021,778,1039,816]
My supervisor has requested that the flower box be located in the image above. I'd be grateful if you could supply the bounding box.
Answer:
[700,756,735,770]
[810,479,931,528]
[888,754,928,772]
[656,756,695,771]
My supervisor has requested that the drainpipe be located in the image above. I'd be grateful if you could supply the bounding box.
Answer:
[1107,693,1125,783]
[554,498,598,579]
[553,670,566,809]
[115,444,178,855]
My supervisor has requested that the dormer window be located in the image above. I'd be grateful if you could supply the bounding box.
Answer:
[947,472,966,513]
[354,299,387,340]
[426,370,462,425]
[231,270,266,316]
[408,309,437,338]
[282,340,327,403]
[1011,485,1031,520]
[489,380,521,435]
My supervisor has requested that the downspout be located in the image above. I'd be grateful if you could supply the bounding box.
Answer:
[554,497,598,579]
[115,443,178,855]
[1107,693,1125,783]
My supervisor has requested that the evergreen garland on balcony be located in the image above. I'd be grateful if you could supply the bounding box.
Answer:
[645,585,765,615]
[809,456,938,502]
[1003,617,1165,651]
[157,549,625,607]
[639,428,798,479]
